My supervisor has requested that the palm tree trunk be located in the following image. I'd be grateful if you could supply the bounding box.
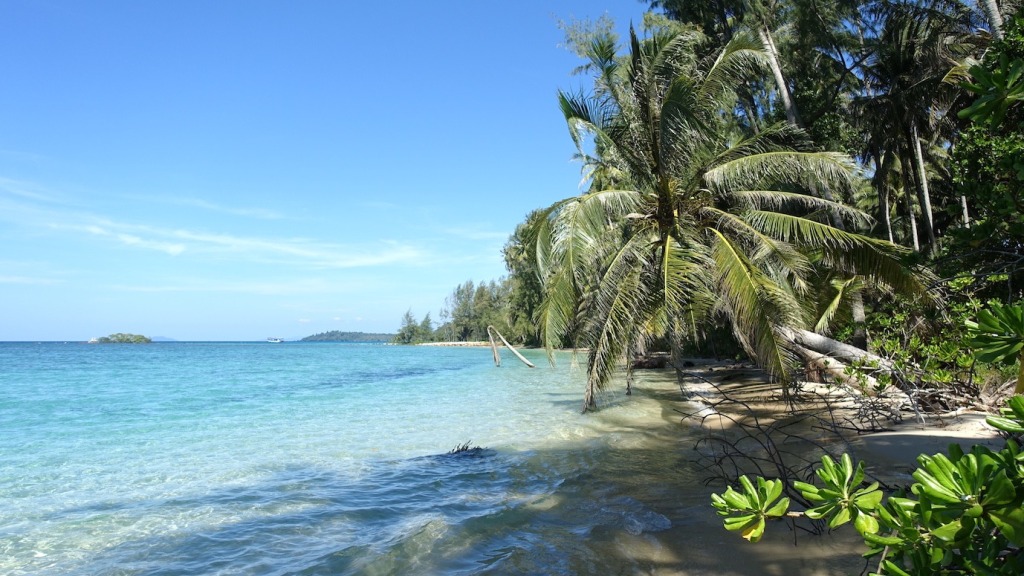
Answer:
[883,194,894,243]
[981,0,1004,41]
[960,195,971,228]
[791,343,882,390]
[901,154,921,252]
[850,292,868,351]
[873,150,896,243]
[911,122,938,255]
[759,27,800,126]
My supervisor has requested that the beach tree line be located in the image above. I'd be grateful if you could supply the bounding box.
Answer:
[393,279,537,345]
[301,331,396,343]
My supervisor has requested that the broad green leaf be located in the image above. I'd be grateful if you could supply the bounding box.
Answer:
[854,511,880,535]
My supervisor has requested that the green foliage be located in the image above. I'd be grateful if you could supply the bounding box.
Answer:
[949,11,1024,300]
[398,274,537,347]
[393,309,435,345]
[711,475,790,542]
[987,395,1024,434]
[93,333,151,344]
[794,454,883,535]
[712,396,1024,575]
[968,301,1024,394]
[959,54,1024,126]
[436,279,514,343]
[967,302,1024,365]
[502,211,546,347]
[853,287,979,400]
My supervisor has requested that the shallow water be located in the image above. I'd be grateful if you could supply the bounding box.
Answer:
[0,342,863,575]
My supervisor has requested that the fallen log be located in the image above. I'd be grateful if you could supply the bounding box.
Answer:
[778,327,896,372]
[789,344,881,390]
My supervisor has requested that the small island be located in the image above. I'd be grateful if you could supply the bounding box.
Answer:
[89,333,152,344]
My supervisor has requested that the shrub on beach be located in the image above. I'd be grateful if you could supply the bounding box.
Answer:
[711,396,1024,575]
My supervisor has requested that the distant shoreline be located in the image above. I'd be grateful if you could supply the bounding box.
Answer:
[417,341,491,347]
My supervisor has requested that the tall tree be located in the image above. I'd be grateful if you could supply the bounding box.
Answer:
[503,211,547,346]
[537,26,928,410]
[855,1,981,254]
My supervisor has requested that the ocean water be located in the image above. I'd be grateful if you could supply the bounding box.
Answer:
[0,342,707,576]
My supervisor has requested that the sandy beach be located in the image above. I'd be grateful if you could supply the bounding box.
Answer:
[610,360,1005,575]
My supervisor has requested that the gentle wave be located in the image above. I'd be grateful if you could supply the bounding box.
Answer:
[1,342,693,575]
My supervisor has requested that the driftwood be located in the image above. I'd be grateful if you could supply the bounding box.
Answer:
[486,326,535,368]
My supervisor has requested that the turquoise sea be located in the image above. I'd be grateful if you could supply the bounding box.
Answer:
[2,341,724,575]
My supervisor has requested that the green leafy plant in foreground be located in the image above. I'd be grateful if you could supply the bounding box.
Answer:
[712,396,1024,574]
[967,301,1024,394]
[710,475,790,542]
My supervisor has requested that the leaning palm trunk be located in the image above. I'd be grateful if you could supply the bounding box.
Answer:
[790,343,882,390]
[778,327,896,371]
[487,325,535,368]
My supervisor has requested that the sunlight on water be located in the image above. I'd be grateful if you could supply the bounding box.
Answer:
[1,342,692,575]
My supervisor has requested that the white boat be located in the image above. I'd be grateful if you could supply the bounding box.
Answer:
[266,337,284,343]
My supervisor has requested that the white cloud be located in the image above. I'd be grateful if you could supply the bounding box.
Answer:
[52,216,423,268]
[0,179,429,270]
[115,233,187,256]
[0,176,61,203]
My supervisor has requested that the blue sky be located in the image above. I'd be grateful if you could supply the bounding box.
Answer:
[0,1,645,341]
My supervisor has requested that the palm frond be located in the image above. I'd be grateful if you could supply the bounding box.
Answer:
[704,150,855,197]
[733,190,873,227]
[709,229,799,380]
[579,233,655,408]
[744,210,934,300]
[813,276,860,334]
[701,206,812,281]
[661,232,715,319]
[698,33,767,106]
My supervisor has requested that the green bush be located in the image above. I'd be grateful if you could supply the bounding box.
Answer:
[711,396,1024,574]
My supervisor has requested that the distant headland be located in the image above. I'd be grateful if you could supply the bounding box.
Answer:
[300,331,395,343]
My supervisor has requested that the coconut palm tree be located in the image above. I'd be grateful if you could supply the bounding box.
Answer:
[535,27,929,410]
[855,1,984,254]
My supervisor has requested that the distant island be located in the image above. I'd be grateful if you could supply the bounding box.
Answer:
[300,331,395,343]
[89,333,152,344]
